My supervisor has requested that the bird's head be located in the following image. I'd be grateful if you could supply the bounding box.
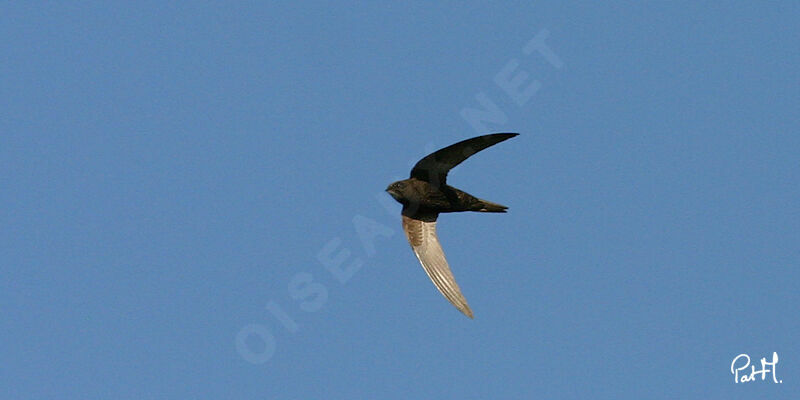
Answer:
[385,180,408,203]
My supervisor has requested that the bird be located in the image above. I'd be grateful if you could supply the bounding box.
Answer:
[386,133,518,318]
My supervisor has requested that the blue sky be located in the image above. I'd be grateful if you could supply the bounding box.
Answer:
[2,2,798,399]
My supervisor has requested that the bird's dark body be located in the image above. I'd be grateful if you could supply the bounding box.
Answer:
[387,177,507,216]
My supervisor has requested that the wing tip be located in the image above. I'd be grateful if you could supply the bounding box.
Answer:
[491,132,520,138]
[482,132,519,146]
[456,303,474,319]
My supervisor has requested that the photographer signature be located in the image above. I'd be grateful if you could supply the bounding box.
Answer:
[731,352,782,383]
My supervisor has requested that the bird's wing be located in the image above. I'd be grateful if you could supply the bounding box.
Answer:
[402,213,473,318]
[409,133,518,187]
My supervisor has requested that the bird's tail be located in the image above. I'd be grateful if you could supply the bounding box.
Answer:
[476,199,508,213]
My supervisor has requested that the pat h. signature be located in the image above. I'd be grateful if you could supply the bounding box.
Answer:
[731,352,782,383]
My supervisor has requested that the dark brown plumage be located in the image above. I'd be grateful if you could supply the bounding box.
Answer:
[386,133,518,318]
